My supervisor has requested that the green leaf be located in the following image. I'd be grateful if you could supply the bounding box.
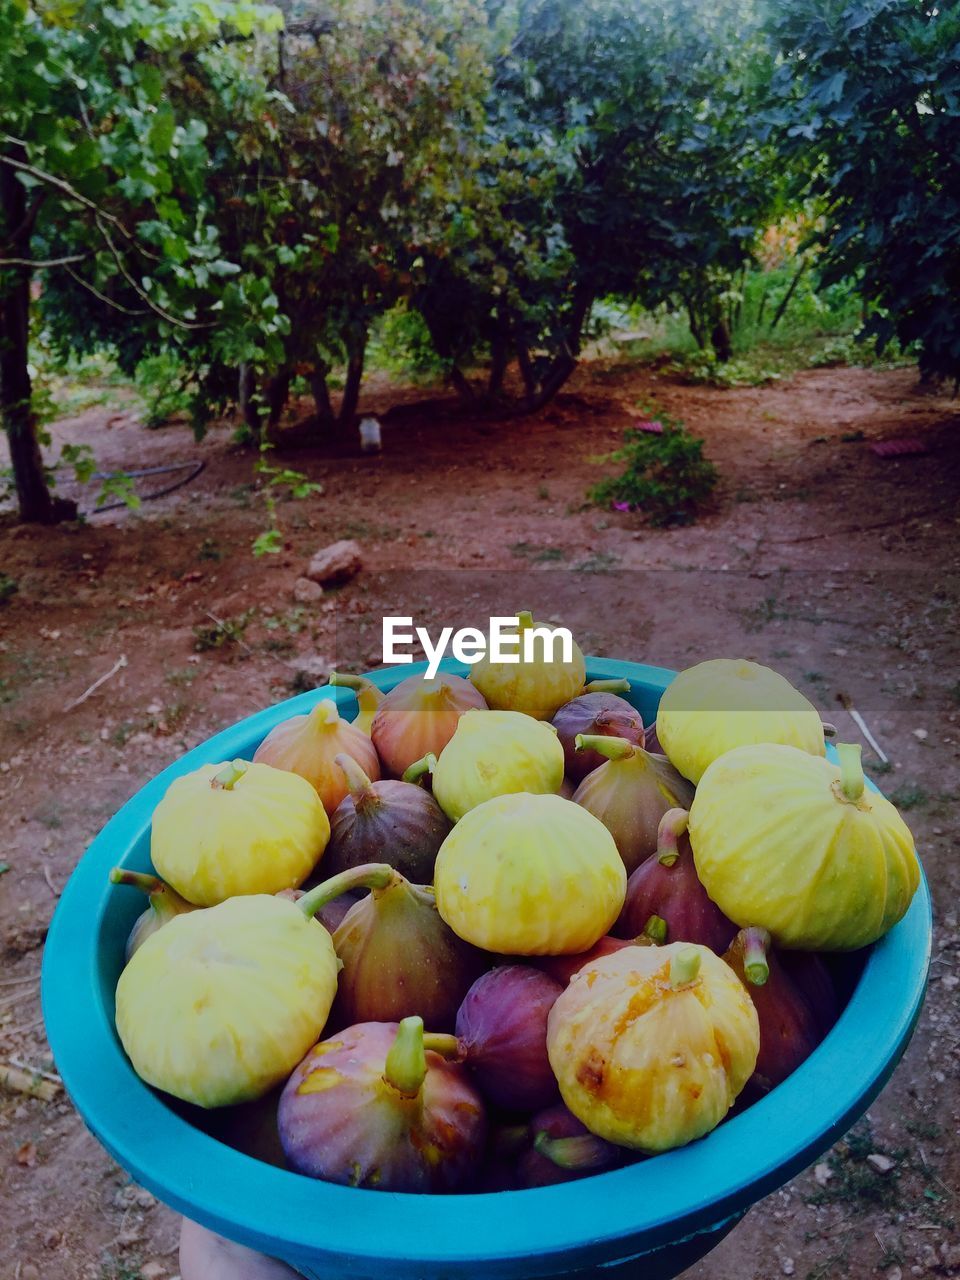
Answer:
[252,528,283,556]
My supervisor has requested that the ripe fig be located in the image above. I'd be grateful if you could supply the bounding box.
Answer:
[533,915,666,987]
[518,1104,623,1188]
[429,708,564,821]
[151,759,330,906]
[779,949,839,1037]
[278,1016,486,1192]
[332,867,488,1031]
[366,672,487,777]
[323,754,451,882]
[572,735,695,873]
[552,683,644,782]
[615,808,736,953]
[253,696,380,815]
[450,965,563,1111]
[723,927,830,1093]
[471,610,586,721]
[108,868,196,963]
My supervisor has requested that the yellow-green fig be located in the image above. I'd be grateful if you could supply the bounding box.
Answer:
[656,658,825,784]
[546,944,759,1152]
[151,759,330,906]
[434,793,626,954]
[430,709,564,822]
[470,611,586,721]
[689,743,920,950]
[114,864,394,1108]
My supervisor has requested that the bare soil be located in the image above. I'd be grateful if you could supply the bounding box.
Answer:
[0,359,958,1280]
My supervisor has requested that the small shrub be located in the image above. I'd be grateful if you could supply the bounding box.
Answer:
[134,353,193,428]
[589,414,717,527]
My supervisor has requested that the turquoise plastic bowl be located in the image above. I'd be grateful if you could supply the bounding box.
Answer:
[41,659,932,1280]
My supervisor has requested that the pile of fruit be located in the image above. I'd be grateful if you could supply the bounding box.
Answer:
[108,614,920,1194]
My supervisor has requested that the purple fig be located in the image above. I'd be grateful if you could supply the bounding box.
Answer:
[644,722,665,755]
[614,808,736,952]
[572,735,695,873]
[518,1104,622,1188]
[724,927,827,1093]
[450,965,563,1111]
[323,754,451,883]
[779,949,839,1038]
[552,683,644,782]
[533,916,666,987]
[332,868,488,1031]
[279,1017,486,1192]
[108,868,196,962]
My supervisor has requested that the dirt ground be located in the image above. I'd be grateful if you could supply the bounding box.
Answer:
[0,357,958,1280]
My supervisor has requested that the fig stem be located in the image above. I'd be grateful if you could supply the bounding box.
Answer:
[517,610,535,630]
[384,1016,426,1098]
[421,1033,461,1060]
[582,678,631,695]
[643,914,667,944]
[211,759,248,791]
[533,1131,614,1171]
[109,868,165,895]
[334,752,376,806]
[310,698,341,728]
[574,733,635,762]
[740,927,771,986]
[657,807,690,866]
[402,753,437,785]
[328,672,383,734]
[837,742,864,802]
[297,862,396,919]
[669,947,702,988]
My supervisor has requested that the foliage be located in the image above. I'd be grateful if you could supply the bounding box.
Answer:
[589,413,717,526]
[367,306,449,382]
[134,354,194,428]
[768,0,960,383]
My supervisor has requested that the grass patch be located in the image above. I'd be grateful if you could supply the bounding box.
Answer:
[509,542,568,563]
[887,782,928,810]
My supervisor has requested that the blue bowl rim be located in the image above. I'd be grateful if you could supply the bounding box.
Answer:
[41,657,932,1278]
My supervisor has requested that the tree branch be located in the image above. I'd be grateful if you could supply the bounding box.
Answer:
[65,265,149,316]
[0,250,89,269]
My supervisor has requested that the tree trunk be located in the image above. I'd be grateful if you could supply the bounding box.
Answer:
[0,146,75,523]
[238,363,260,435]
[710,317,733,363]
[309,365,333,425]
[267,368,291,427]
[769,260,806,332]
[337,334,366,427]
[449,364,476,404]
[487,328,508,398]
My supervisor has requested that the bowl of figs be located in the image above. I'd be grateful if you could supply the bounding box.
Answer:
[42,616,932,1280]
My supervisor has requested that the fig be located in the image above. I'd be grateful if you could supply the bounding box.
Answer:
[367,671,488,777]
[429,708,564,821]
[779,950,839,1037]
[470,611,586,721]
[689,742,920,949]
[615,808,736,952]
[108,868,196,962]
[150,759,330,906]
[278,1016,486,1192]
[434,792,626,955]
[533,916,666,987]
[547,944,759,1152]
[552,683,644,782]
[572,735,695,874]
[656,658,826,784]
[450,965,563,1111]
[323,754,451,882]
[332,866,488,1031]
[114,873,372,1107]
[518,1105,622,1187]
[644,722,665,755]
[253,696,380,814]
[724,927,830,1093]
